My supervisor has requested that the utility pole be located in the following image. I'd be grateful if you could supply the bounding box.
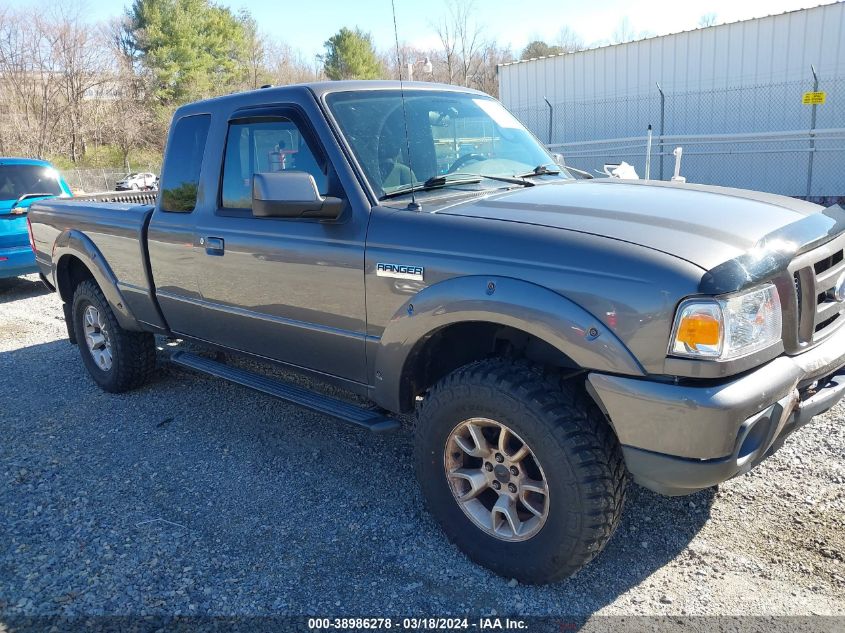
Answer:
[806,65,819,199]
[656,82,665,180]
[314,54,324,81]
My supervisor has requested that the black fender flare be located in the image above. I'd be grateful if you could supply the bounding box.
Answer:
[371,275,645,412]
[52,229,142,332]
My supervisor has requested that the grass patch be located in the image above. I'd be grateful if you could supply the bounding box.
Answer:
[48,145,163,171]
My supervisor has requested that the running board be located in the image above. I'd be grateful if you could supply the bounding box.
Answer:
[169,351,399,432]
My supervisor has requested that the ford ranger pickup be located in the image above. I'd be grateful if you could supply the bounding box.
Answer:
[28,81,845,584]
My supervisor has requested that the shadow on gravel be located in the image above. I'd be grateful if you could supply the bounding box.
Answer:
[1,337,717,620]
[551,483,716,610]
[0,276,50,305]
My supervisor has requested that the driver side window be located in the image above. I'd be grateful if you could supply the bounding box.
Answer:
[221,117,327,210]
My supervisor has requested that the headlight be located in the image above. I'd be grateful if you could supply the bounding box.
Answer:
[669,284,782,360]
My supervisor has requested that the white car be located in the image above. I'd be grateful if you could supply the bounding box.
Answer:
[115,172,156,191]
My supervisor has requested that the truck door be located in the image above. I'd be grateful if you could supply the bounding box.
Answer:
[147,113,211,334]
[191,107,368,383]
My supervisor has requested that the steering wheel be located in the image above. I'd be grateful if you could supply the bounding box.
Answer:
[448,153,487,173]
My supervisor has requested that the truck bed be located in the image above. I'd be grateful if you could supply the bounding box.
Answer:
[74,191,159,206]
[28,195,161,330]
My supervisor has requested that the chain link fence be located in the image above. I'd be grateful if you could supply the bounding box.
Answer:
[510,75,845,203]
[61,166,161,194]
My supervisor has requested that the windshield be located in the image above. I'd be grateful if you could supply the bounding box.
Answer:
[0,164,64,201]
[325,90,567,198]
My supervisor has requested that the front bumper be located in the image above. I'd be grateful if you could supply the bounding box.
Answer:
[0,246,37,279]
[588,321,845,496]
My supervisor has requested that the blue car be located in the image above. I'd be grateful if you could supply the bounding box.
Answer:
[0,158,72,279]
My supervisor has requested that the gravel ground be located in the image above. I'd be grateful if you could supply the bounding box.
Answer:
[1,274,844,623]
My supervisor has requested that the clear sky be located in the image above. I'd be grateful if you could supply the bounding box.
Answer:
[16,0,838,57]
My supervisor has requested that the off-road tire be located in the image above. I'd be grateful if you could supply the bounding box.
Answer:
[414,359,626,584]
[71,279,155,393]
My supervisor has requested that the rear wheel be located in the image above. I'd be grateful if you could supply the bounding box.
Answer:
[71,280,155,392]
[414,359,626,584]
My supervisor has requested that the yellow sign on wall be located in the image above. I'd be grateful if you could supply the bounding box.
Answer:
[802,91,826,105]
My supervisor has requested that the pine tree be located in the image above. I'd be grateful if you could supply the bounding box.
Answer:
[323,28,384,80]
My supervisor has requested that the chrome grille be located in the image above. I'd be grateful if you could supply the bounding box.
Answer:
[791,232,845,345]
[813,250,845,334]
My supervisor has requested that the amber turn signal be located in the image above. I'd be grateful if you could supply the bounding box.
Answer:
[675,313,721,349]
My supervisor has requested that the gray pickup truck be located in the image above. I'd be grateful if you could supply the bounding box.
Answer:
[28,81,845,584]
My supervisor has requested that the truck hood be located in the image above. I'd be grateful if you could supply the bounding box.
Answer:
[434,179,823,270]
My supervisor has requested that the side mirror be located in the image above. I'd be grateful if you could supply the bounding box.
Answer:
[252,171,344,220]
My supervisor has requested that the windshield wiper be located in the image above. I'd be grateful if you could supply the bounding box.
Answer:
[517,164,562,179]
[380,172,535,200]
[380,174,483,200]
[561,165,594,179]
[455,173,535,187]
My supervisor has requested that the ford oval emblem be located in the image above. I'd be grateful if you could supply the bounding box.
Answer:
[835,272,845,303]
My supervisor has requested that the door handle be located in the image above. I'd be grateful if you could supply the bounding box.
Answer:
[201,236,224,256]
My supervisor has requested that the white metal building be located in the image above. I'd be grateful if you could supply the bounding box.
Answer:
[498,2,845,199]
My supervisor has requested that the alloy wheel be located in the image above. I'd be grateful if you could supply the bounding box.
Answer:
[83,304,113,371]
[444,417,550,541]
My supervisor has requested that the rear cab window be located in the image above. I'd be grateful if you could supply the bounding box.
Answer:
[0,164,65,200]
[160,114,211,213]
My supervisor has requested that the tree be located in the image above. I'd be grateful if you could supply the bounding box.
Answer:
[433,0,485,87]
[238,9,266,90]
[474,42,513,97]
[520,29,582,61]
[554,26,583,53]
[103,18,156,170]
[698,13,717,27]
[611,17,652,44]
[612,17,636,44]
[432,0,515,89]
[456,5,481,86]
[53,4,109,162]
[323,28,383,80]
[0,7,73,159]
[103,84,155,170]
[0,3,130,163]
[521,41,563,60]
[265,41,315,85]
[433,13,458,84]
[454,0,483,87]
[124,0,249,106]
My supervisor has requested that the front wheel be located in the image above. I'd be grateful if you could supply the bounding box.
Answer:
[71,280,156,393]
[414,359,626,584]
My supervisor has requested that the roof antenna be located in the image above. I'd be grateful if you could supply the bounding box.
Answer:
[390,0,420,211]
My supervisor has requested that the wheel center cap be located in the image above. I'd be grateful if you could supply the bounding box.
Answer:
[493,464,511,483]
